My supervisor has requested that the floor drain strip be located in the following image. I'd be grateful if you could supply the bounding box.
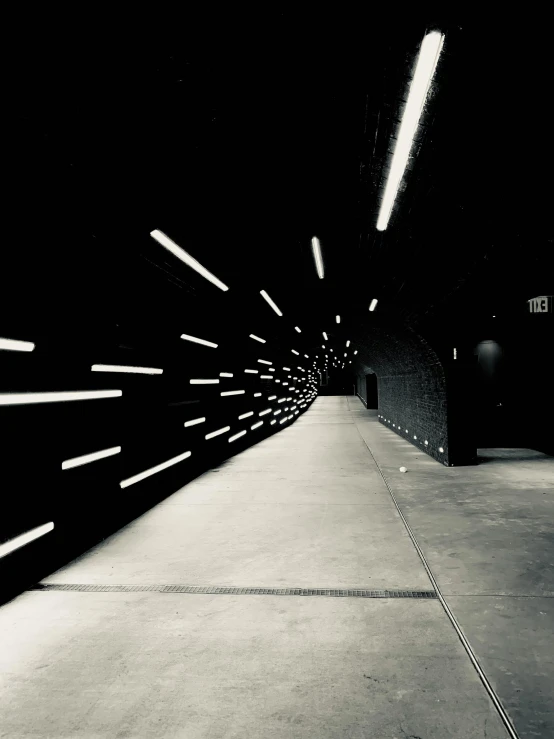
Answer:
[29,583,437,598]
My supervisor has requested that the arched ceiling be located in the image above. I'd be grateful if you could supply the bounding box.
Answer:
[5,14,552,379]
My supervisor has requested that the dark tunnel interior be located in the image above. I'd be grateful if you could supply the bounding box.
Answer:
[2,13,552,601]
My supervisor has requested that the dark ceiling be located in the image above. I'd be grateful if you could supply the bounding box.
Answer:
[4,14,552,374]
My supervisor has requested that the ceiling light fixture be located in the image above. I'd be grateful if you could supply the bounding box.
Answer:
[376,31,445,231]
[311,236,324,279]
[369,299,378,312]
[150,230,229,291]
[180,333,218,348]
[260,290,283,316]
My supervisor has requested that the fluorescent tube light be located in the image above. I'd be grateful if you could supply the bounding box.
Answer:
[190,379,219,384]
[180,333,218,348]
[295,326,301,333]
[120,450,191,488]
[244,369,259,374]
[184,417,206,427]
[260,375,273,379]
[376,31,445,231]
[369,299,378,312]
[221,390,245,396]
[150,230,229,291]
[270,420,276,425]
[259,409,272,416]
[283,366,291,371]
[291,349,299,355]
[0,390,122,406]
[91,364,163,375]
[0,522,54,559]
[249,334,266,343]
[62,446,121,470]
[311,236,324,279]
[346,340,350,347]
[229,430,247,442]
[238,411,254,419]
[268,395,277,400]
[336,315,340,323]
[0,337,35,352]
[260,290,283,316]
[257,359,272,365]
[206,426,231,439]
[220,372,233,377]
[323,332,328,340]
[251,421,263,430]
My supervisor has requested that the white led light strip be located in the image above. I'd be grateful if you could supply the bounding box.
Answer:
[150,230,229,291]
[260,290,283,316]
[91,364,163,375]
[206,426,231,440]
[311,236,324,279]
[184,417,206,427]
[221,390,245,396]
[0,390,122,406]
[180,333,218,348]
[376,31,445,231]
[249,334,266,343]
[120,450,191,488]
[62,446,121,470]
[190,379,219,385]
[0,337,35,352]
[229,430,247,442]
[0,522,54,559]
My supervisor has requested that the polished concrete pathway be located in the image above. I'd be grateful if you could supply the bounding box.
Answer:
[1,397,552,738]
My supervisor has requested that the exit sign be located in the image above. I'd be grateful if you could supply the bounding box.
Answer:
[528,295,552,313]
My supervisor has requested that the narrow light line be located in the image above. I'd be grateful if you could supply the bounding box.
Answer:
[257,359,272,365]
[260,290,283,316]
[62,446,121,470]
[221,390,245,396]
[268,395,277,400]
[253,392,262,397]
[220,372,233,377]
[120,450,191,489]
[369,298,378,312]
[184,417,206,427]
[238,411,254,419]
[91,364,163,375]
[229,430,247,442]
[0,522,54,559]
[180,333,218,348]
[150,230,229,291]
[336,315,340,324]
[259,408,272,416]
[251,421,263,430]
[206,426,231,440]
[190,379,219,385]
[0,337,35,352]
[0,390,122,406]
[376,31,445,231]
[260,375,273,380]
[294,326,301,333]
[291,350,299,355]
[283,366,291,371]
[244,369,259,374]
[311,236,324,279]
[249,334,266,343]
[323,332,328,340]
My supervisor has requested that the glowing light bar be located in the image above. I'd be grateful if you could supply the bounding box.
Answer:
[279,417,287,424]
[274,409,282,415]
[295,326,301,333]
[0,390,122,406]
[220,372,233,377]
[259,408,272,416]
[0,337,35,352]
[180,333,218,348]
[304,354,309,359]
[254,392,262,397]
[310,236,325,280]
[150,230,229,291]
[244,369,259,374]
[260,375,273,379]
[120,450,191,489]
[376,31,445,231]
[238,411,254,419]
[270,420,276,425]
[251,421,263,430]
[369,299,378,312]
[250,334,266,344]
[62,446,121,470]
[184,417,206,427]
[269,368,275,372]
[190,379,219,384]
[291,349,299,355]
[346,340,350,347]
[354,350,358,355]
[206,426,231,439]
[278,398,286,403]
[323,332,328,340]
[258,359,272,365]
[260,290,283,316]
[268,395,277,400]
[91,364,163,375]
[336,315,340,324]
[283,366,291,371]
[221,390,245,396]
[229,430,247,442]
[0,522,54,559]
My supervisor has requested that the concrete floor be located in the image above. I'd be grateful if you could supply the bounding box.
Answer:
[1,397,552,738]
